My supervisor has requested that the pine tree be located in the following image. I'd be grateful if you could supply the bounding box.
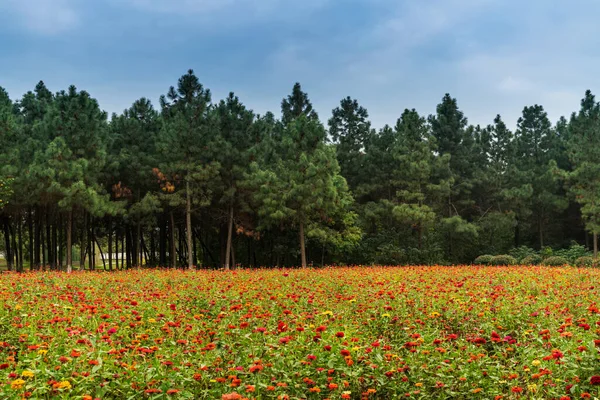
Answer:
[392,109,450,253]
[566,90,600,257]
[328,97,373,192]
[507,105,568,249]
[159,70,220,269]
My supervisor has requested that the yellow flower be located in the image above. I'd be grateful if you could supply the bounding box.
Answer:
[15,305,22,310]
[148,318,156,323]
[11,379,25,389]
[528,384,537,393]
[57,380,72,390]
[381,313,390,318]
[322,310,333,316]
[415,382,423,387]
[531,360,541,366]
[38,349,48,355]
[21,370,34,378]
[429,311,440,318]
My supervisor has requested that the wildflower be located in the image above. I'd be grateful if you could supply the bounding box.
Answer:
[55,380,72,390]
[21,370,34,378]
[590,376,600,385]
[532,360,541,366]
[511,387,523,393]
[221,393,242,400]
[11,379,25,390]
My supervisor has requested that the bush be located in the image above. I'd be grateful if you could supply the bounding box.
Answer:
[554,244,591,263]
[521,254,543,265]
[473,255,494,265]
[490,255,517,266]
[509,246,537,263]
[542,256,569,266]
[574,256,598,267]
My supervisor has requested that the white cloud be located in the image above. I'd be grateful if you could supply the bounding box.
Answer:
[2,0,79,35]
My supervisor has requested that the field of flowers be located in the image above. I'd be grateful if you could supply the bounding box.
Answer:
[0,266,598,399]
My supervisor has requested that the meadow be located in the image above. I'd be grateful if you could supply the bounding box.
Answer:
[0,266,598,399]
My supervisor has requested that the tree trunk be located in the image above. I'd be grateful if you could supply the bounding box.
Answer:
[224,205,233,270]
[88,216,93,271]
[299,221,307,268]
[231,238,236,269]
[46,210,53,270]
[186,180,194,270]
[41,213,46,270]
[193,228,198,267]
[121,227,125,269]
[159,213,167,266]
[115,225,119,270]
[66,210,73,273]
[594,232,598,260]
[17,216,23,272]
[52,219,57,270]
[170,211,176,268]
[126,225,132,269]
[108,216,113,271]
[80,212,86,271]
[34,208,41,270]
[10,223,18,270]
[58,214,63,270]
[132,221,138,268]
[28,208,33,271]
[141,234,149,267]
[150,227,156,267]
[95,236,106,270]
[138,224,143,267]
[3,217,12,271]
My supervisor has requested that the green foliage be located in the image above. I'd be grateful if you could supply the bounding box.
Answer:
[574,256,597,268]
[509,246,538,262]
[553,243,591,263]
[521,254,543,265]
[3,77,600,268]
[473,254,493,265]
[0,177,13,210]
[490,255,517,266]
[542,255,569,266]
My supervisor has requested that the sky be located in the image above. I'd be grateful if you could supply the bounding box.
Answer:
[1,0,600,129]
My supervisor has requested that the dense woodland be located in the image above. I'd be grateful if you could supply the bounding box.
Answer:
[1,70,600,271]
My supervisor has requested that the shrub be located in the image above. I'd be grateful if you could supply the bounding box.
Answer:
[474,255,494,265]
[490,255,517,266]
[554,244,591,263]
[521,254,543,265]
[542,256,569,266]
[509,246,537,263]
[574,256,598,267]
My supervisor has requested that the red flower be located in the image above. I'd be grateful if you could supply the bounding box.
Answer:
[511,387,523,393]
[590,376,600,385]
[340,349,350,357]
[335,332,345,338]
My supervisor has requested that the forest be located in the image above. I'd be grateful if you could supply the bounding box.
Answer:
[0,69,599,271]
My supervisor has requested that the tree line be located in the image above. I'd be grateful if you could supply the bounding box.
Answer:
[0,70,599,270]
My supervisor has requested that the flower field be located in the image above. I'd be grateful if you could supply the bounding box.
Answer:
[0,267,599,399]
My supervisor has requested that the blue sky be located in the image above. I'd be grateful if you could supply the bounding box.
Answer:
[1,0,599,129]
